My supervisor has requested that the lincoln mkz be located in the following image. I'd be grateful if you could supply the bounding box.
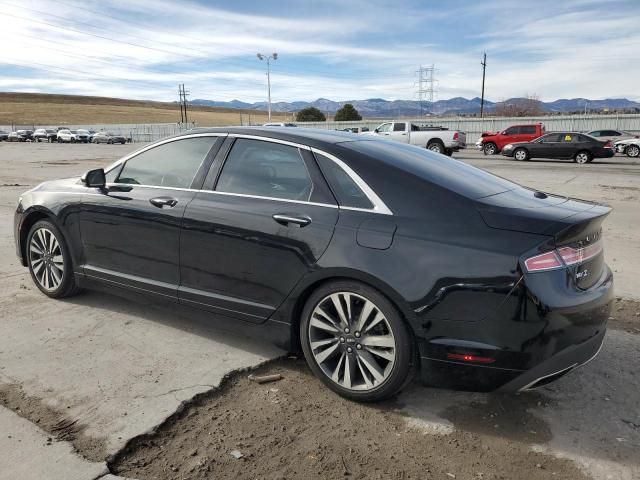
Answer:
[14,128,613,401]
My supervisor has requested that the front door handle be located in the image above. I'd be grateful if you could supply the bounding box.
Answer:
[149,196,178,208]
[272,214,311,227]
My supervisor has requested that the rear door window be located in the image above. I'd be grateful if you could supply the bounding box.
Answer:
[216,139,313,202]
[520,126,537,134]
[393,123,406,132]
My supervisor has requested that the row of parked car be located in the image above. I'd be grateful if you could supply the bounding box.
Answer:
[0,128,128,144]
[475,124,639,163]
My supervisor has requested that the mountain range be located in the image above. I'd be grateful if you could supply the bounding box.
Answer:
[190,97,640,117]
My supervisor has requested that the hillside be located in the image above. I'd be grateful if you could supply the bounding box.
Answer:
[0,92,290,126]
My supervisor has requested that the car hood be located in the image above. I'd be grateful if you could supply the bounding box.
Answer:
[475,186,611,238]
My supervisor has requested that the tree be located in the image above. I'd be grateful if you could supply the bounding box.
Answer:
[334,103,362,121]
[295,106,326,122]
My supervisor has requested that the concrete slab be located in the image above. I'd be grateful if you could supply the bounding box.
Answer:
[0,405,108,480]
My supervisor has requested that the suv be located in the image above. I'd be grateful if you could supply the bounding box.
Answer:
[481,124,545,155]
[33,129,58,143]
[57,129,79,143]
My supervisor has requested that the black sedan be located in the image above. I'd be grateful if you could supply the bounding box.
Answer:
[0,130,9,141]
[13,128,613,401]
[501,132,615,163]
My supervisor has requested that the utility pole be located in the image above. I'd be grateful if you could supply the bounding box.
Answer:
[182,84,189,125]
[257,53,278,120]
[415,64,436,117]
[178,85,185,123]
[480,53,487,118]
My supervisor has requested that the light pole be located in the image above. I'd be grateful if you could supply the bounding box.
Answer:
[257,52,277,121]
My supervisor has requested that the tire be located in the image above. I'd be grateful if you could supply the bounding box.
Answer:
[300,280,413,402]
[483,142,497,155]
[427,141,445,154]
[26,220,81,299]
[107,139,113,144]
[574,151,592,164]
[513,148,529,161]
[70,138,76,143]
[626,144,640,158]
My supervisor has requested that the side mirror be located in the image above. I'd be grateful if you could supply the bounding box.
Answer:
[374,128,379,133]
[81,168,106,188]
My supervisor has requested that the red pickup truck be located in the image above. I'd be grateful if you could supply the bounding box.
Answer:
[480,123,545,155]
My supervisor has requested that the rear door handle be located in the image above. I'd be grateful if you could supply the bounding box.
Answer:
[272,214,311,227]
[149,196,178,208]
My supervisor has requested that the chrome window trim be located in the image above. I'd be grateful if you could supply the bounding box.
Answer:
[104,132,227,174]
[310,148,393,215]
[100,131,392,215]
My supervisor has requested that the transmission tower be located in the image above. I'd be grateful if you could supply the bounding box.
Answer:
[415,64,437,117]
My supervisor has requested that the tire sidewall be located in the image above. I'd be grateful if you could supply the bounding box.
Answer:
[300,280,413,402]
[627,145,639,157]
[26,219,75,298]
[427,142,444,154]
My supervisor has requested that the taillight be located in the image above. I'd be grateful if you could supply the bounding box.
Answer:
[524,239,603,272]
[604,141,613,148]
[453,132,459,140]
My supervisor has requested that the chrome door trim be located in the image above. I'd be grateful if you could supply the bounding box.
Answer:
[228,134,312,151]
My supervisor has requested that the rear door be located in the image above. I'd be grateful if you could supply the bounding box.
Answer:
[79,135,222,297]
[179,137,339,323]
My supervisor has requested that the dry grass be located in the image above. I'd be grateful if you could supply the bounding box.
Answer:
[0,92,290,126]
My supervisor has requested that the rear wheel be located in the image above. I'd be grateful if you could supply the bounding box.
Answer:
[300,280,413,402]
[574,151,592,164]
[427,141,445,154]
[626,144,640,158]
[26,220,81,298]
[483,142,497,155]
[513,148,529,161]
[107,139,113,144]
[70,138,76,143]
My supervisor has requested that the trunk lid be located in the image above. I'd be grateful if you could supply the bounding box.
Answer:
[476,186,611,290]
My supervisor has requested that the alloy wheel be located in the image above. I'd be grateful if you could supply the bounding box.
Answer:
[308,292,396,391]
[428,143,443,153]
[627,145,639,157]
[575,152,590,164]
[28,227,64,291]
[514,149,527,161]
[484,143,496,155]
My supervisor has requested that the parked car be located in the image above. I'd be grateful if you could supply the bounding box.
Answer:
[33,129,58,143]
[501,132,615,163]
[92,132,127,144]
[14,127,613,401]
[480,124,545,155]
[75,129,91,143]
[263,122,297,127]
[614,138,640,157]
[8,130,33,142]
[368,121,466,155]
[0,130,9,141]
[587,129,638,143]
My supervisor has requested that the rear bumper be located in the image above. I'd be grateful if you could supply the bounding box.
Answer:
[416,267,613,392]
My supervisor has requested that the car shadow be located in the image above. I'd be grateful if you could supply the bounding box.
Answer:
[395,329,640,471]
[58,289,285,359]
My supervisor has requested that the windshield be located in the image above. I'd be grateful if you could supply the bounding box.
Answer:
[346,140,518,199]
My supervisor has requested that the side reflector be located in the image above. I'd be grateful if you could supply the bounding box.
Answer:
[446,353,495,364]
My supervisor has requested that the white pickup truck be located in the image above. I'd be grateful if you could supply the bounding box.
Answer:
[366,121,466,155]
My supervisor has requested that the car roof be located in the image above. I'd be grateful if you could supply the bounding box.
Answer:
[188,126,375,148]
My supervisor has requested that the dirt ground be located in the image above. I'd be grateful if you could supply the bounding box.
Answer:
[110,359,588,480]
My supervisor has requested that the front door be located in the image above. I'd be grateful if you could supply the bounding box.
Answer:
[179,137,339,323]
[79,135,220,297]
[388,122,408,142]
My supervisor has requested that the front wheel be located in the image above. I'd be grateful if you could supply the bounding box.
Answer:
[26,220,81,298]
[626,144,640,158]
[300,280,413,402]
[483,142,497,155]
[574,151,592,164]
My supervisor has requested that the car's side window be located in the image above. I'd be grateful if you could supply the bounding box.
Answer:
[314,152,373,209]
[377,123,392,133]
[504,127,518,135]
[216,139,313,202]
[393,123,406,132]
[520,126,536,134]
[590,131,601,137]
[116,137,217,188]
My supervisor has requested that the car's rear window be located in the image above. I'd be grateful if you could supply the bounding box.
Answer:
[345,140,518,199]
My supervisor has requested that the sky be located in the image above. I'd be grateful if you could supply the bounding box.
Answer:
[1,0,639,104]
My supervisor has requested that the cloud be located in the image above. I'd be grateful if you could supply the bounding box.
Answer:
[0,0,639,103]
